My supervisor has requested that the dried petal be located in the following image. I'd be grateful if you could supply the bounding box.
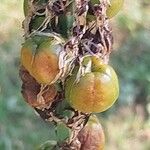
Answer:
[20,66,57,108]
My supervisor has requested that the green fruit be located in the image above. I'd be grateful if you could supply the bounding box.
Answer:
[65,56,119,113]
[106,0,124,18]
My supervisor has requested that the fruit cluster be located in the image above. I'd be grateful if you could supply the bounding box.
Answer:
[20,0,123,149]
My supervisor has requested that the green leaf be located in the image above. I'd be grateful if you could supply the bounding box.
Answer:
[37,140,57,150]
[57,14,74,38]
[62,110,74,119]
[56,123,71,143]
[55,100,70,116]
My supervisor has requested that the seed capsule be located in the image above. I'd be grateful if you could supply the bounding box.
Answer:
[65,56,119,113]
[21,35,63,84]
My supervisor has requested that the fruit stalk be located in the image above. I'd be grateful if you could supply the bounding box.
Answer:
[20,0,122,149]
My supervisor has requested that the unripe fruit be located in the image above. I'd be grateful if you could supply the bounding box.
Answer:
[21,35,63,84]
[106,0,124,18]
[78,115,105,150]
[65,56,119,113]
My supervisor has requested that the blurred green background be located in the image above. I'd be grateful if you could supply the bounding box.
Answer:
[0,0,150,149]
